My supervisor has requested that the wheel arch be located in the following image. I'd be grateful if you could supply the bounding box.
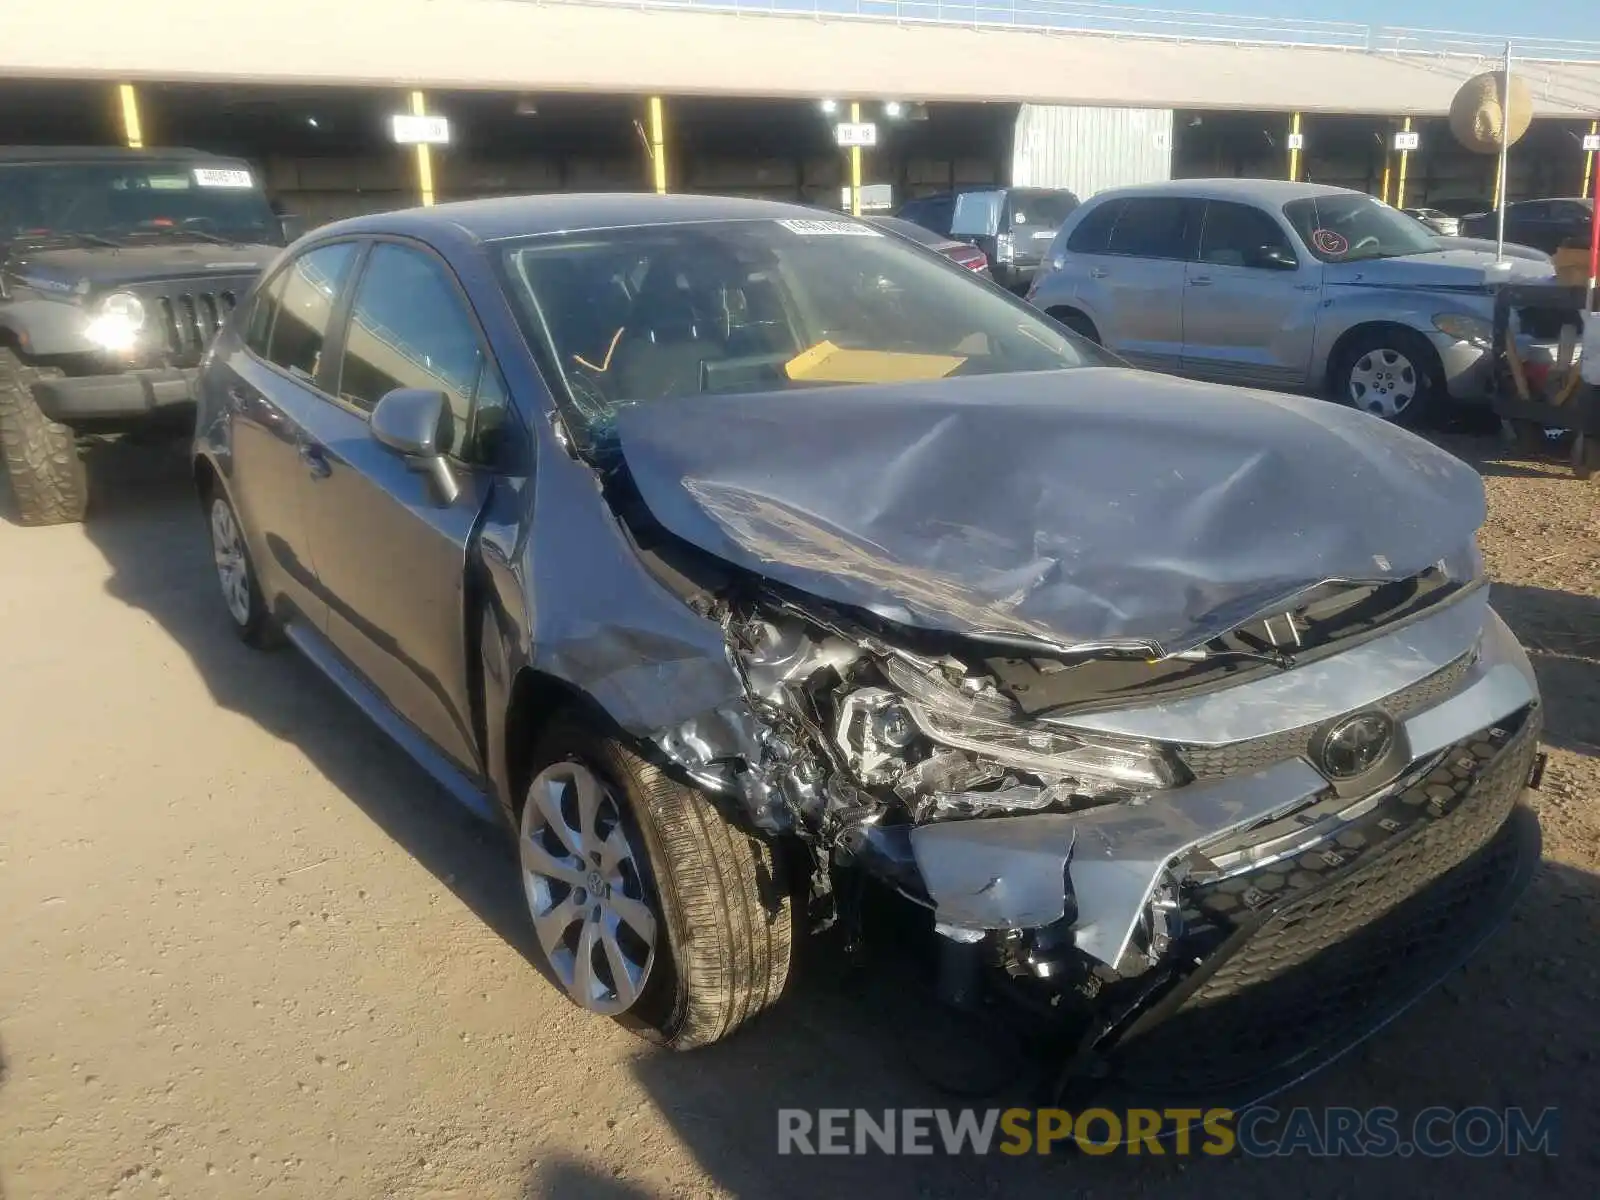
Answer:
[501,667,634,817]
[1044,304,1102,344]
[1323,320,1445,396]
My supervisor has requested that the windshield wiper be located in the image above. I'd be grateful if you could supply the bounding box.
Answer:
[124,225,240,246]
[2,230,122,253]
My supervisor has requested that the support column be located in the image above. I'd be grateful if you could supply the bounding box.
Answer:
[1379,121,1393,204]
[1287,112,1302,183]
[647,97,667,194]
[410,90,435,207]
[1395,116,1413,210]
[849,101,863,217]
[117,83,143,149]
[1584,119,1597,200]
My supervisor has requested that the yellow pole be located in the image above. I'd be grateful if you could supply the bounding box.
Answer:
[1584,119,1597,200]
[648,97,667,194]
[1288,112,1302,182]
[410,90,435,207]
[1395,116,1413,210]
[118,83,143,149]
[849,101,863,217]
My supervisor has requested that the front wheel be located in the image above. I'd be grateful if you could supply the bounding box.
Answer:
[517,721,793,1049]
[1332,329,1443,426]
[0,348,87,526]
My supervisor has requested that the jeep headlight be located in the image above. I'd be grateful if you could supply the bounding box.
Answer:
[1433,312,1493,349]
[84,291,147,352]
[878,656,1180,789]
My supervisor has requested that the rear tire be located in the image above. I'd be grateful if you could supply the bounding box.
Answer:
[206,488,280,649]
[517,720,793,1049]
[0,348,87,526]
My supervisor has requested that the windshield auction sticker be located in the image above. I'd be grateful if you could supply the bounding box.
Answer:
[777,219,882,237]
[1311,228,1349,256]
[193,168,255,189]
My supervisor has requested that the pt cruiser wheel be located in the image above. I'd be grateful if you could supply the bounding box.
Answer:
[1334,328,1441,426]
[518,722,794,1048]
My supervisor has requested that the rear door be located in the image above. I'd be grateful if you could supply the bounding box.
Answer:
[216,240,361,628]
[1181,199,1323,389]
[294,238,511,774]
[1068,195,1197,370]
[1004,188,1080,274]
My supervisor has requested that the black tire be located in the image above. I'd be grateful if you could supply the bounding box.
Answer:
[1331,327,1443,427]
[519,719,793,1049]
[1575,432,1599,482]
[0,348,87,526]
[204,485,280,649]
[1050,308,1101,345]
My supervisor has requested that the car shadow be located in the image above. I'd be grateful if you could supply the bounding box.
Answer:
[74,437,549,980]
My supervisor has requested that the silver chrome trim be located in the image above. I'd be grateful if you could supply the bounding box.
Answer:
[1049,588,1489,747]
[909,599,1540,971]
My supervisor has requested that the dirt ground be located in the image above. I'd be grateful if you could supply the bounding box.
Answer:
[1,431,1597,1200]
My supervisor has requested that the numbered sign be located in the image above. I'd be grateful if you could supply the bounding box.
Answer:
[1393,130,1420,152]
[834,122,878,148]
[390,114,451,145]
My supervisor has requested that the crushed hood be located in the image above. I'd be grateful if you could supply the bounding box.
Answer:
[616,368,1486,657]
[1323,248,1553,292]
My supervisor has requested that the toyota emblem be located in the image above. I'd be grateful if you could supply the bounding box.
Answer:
[1314,711,1396,780]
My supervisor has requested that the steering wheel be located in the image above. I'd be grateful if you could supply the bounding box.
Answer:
[1352,235,1381,253]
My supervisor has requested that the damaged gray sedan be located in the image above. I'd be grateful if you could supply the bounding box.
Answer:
[194,194,1544,1101]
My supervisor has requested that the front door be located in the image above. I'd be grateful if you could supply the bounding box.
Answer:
[1181,199,1323,389]
[295,239,508,775]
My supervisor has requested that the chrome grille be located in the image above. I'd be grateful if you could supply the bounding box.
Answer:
[1178,650,1478,781]
[153,289,239,356]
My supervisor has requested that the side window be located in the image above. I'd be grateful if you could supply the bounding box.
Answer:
[1513,201,1549,221]
[1198,201,1296,268]
[1552,200,1591,223]
[336,242,489,460]
[263,241,358,382]
[1066,199,1124,253]
[1106,197,1195,260]
[242,269,286,356]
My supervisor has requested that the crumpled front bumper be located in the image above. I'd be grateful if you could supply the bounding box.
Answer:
[907,589,1537,970]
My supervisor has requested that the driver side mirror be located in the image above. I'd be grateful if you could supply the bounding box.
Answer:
[1250,245,1299,271]
[277,213,307,244]
[370,387,459,504]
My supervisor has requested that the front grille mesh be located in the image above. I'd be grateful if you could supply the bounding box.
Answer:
[1178,650,1477,781]
[1105,709,1539,1099]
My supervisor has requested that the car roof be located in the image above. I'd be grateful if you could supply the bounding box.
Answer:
[1084,178,1357,206]
[316,193,846,245]
[0,145,250,165]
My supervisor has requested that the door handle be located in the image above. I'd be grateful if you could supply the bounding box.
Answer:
[1088,267,1109,279]
[298,442,332,480]
[1294,282,1320,292]
[1188,276,1213,286]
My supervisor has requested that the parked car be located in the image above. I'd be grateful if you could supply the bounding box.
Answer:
[196,194,1542,1106]
[864,214,991,276]
[1460,197,1595,255]
[1028,179,1557,424]
[1394,207,1551,263]
[1428,197,1495,219]
[1403,206,1461,236]
[897,186,1079,294]
[0,145,293,525]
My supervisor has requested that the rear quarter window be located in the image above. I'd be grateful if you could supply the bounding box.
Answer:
[1065,199,1124,254]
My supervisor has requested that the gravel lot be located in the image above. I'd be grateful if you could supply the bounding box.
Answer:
[1,431,1596,1199]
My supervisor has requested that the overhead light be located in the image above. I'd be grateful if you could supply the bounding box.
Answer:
[515,94,539,117]
[306,116,319,128]
[818,98,838,115]
[884,100,904,119]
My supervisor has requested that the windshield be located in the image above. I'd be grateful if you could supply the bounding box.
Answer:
[500,217,1107,442]
[1283,194,1440,263]
[0,160,278,246]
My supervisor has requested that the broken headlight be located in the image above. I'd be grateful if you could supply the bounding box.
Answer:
[880,655,1181,790]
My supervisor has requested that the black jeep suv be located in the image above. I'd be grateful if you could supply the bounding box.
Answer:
[1,146,290,525]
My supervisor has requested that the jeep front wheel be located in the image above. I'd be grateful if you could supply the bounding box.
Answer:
[0,348,87,526]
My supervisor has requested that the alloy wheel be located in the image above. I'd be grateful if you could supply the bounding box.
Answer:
[1347,347,1418,420]
[520,761,657,1016]
[210,497,252,627]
